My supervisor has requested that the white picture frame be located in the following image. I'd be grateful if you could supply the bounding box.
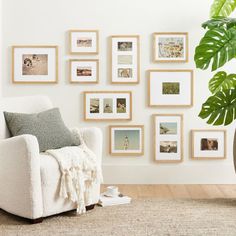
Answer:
[84,91,132,121]
[12,46,58,84]
[69,59,99,83]
[109,125,144,156]
[154,114,183,163]
[153,32,188,62]
[69,30,99,54]
[148,69,193,107]
[191,130,226,160]
[110,35,140,84]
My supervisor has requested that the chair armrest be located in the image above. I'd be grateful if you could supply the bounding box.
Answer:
[72,127,103,165]
[0,135,43,219]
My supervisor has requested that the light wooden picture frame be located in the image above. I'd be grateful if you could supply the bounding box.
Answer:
[153,32,188,63]
[110,35,140,84]
[191,130,227,160]
[69,30,99,54]
[153,114,183,163]
[148,69,193,107]
[109,125,144,156]
[12,45,58,84]
[69,59,99,83]
[84,91,132,121]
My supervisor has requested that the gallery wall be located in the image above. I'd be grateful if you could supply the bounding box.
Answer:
[1,0,236,183]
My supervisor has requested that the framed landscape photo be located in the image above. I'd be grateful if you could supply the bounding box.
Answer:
[12,46,58,84]
[84,91,132,121]
[153,114,183,163]
[148,69,193,107]
[153,32,188,63]
[69,59,99,83]
[110,35,140,84]
[191,130,226,160]
[69,30,99,54]
[109,125,144,156]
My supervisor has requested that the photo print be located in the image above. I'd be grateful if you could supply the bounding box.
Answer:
[160,141,177,153]
[77,66,92,76]
[160,122,177,135]
[162,82,180,95]
[117,98,126,113]
[103,98,113,113]
[90,98,99,113]
[118,42,132,51]
[201,138,218,151]
[22,54,48,76]
[118,68,132,78]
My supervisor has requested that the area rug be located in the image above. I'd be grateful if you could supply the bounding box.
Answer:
[1,199,236,236]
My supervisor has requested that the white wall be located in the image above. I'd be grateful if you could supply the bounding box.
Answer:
[2,0,236,183]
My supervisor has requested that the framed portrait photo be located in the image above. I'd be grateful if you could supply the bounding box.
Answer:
[148,69,193,107]
[12,46,58,84]
[109,125,144,156]
[110,35,140,84]
[69,30,99,54]
[84,91,132,121]
[153,114,183,163]
[191,130,226,160]
[153,32,188,62]
[69,59,99,83]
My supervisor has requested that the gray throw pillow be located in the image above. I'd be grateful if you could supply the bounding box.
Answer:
[4,108,75,152]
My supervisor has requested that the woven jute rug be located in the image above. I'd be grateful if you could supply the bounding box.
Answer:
[1,199,236,236]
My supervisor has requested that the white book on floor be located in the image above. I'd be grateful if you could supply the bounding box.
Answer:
[98,194,132,207]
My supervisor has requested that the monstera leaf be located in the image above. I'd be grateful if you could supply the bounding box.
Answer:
[209,71,236,93]
[194,26,236,71]
[199,89,236,125]
[210,0,236,17]
[202,17,236,29]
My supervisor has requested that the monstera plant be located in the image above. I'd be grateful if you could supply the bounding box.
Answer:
[194,0,236,169]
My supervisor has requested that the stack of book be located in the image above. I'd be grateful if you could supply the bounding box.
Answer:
[98,193,132,207]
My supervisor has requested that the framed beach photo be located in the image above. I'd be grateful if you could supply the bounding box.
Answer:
[84,91,132,121]
[109,125,144,156]
[69,30,99,54]
[154,114,183,163]
[12,46,58,84]
[191,130,226,160]
[69,59,99,83]
[148,69,193,107]
[153,32,188,62]
[110,35,140,84]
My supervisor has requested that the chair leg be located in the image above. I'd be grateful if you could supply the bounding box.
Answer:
[86,204,95,211]
[29,217,43,224]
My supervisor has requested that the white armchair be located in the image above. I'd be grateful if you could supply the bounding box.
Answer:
[0,96,103,223]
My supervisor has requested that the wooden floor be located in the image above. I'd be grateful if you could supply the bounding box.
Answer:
[101,185,236,199]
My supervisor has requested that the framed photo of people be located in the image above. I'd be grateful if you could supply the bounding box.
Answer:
[153,32,188,62]
[69,59,99,83]
[69,30,99,54]
[191,130,226,160]
[12,45,58,84]
[110,35,140,84]
[148,69,193,107]
[84,91,132,121]
[109,125,144,156]
[153,114,183,163]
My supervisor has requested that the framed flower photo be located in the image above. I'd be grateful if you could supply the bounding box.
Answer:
[148,69,193,107]
[109,125,144,156]
[153,32,188,62]
[69,30,99,54]
[110,35,140,84]
[191,130,226,160]
[84,91,132,121]
[69,59,99,83]
[12,46,58,84]
[153,114,183,163]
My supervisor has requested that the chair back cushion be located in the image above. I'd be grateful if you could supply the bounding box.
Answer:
[0,96,53,140]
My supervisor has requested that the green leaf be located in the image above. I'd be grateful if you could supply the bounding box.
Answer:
[199,89,236,126]
[202,17,236,29]
[194,26,236,71]
[210,0,236,17]
[209,71,236,93]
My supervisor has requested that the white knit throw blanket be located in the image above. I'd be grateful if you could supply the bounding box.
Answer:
[46,129,103,214]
